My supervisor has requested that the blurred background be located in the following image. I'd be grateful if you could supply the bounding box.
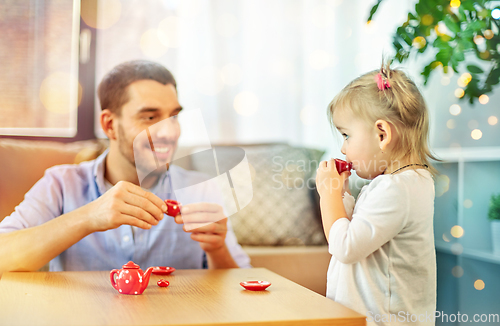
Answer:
[1,0,499,324]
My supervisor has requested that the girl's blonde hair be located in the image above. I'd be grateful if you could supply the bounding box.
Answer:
[328,61,439,176]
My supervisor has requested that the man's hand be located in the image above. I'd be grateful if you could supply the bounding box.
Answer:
[173,202,228,253]
[316,159,351,198]
[82,181,167,232]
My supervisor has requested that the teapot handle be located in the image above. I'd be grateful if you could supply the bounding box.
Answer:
[110,269,119,291]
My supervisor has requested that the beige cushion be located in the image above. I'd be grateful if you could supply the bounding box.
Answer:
[198,144,326,246]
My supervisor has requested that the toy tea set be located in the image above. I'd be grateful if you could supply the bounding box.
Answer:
[109,161,350,296]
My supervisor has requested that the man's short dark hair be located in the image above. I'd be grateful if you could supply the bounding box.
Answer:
[97,60,177,115]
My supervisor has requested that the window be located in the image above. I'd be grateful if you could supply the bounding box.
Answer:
[0,0,80,137]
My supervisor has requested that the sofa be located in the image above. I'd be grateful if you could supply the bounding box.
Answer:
[0,138,331,295]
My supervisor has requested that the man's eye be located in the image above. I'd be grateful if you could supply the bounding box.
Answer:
[171,114,179,119]
[342,133,349,140]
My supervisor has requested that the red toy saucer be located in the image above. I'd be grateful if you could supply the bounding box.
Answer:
[240,281,271,291]
[152,266,176,275]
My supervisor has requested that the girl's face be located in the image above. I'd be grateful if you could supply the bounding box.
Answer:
[332,108,388,179]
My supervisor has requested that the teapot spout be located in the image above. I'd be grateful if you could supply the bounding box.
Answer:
[140,267,154,293]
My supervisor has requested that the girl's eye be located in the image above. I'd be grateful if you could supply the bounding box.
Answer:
[342,133,349,140]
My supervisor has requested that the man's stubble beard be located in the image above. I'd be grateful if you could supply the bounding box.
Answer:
[117,123,172,183]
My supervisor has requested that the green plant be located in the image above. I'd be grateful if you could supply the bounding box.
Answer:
[368,0,500,104]
[488,193,500,221]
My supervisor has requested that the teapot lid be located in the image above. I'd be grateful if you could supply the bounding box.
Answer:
[122,261,140,269]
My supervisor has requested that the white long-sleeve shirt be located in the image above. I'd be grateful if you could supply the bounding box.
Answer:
[327,169,436,326]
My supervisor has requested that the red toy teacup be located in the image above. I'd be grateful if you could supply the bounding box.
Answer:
[165,199,181,217]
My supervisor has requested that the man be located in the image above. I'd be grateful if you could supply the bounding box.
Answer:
[0,60,250,276]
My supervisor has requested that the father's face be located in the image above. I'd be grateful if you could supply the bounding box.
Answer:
[116,79,182,179]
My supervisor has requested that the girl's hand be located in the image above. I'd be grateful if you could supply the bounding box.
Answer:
[316,160,351,198]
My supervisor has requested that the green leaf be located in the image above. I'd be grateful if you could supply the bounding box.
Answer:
[458,38,475,50]
[457,6,467,21]
[436,49,452,65]
[433,37,453,50]
[444,15,461,34]
[467,65,484,74]
[367,0,384,22]
[486,68,500,86]
[460,1,476,12]
[396,27,414,46]
[452,47,465,62]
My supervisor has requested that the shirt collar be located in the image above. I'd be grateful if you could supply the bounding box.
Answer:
[92,148,173,198]
[93,148,109,196]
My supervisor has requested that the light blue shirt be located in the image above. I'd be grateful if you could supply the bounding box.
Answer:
[0,150,251,271]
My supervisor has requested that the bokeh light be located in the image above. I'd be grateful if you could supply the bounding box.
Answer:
[458,73,472,87]
[234,91,259,116]
[474,35,485,45]
[484,29,494,39]
[479,94,489,104]
[39,72,82,114]
[451,225,464,238]
[454,88,465,98]
[446,119,456,129]
[468,120,478,129]
[81,0,122,29]
[309,50,331,70]
[471,129,483,140]
[492,8,500,19]
[450,0,461,8]
[157,16,180,48]
[441,77,450,85]
[195,66,224,96]
[488,116,498,125]
[140,29,168,58]
[364,20,376,34]
[435,174,450,197]
[422,14,433,25]
[449,104,461,115]
[480,51,490,59]
[452,266,464,278]
[221,63,242,86]
[215,13,239,38]
[464,199,473,208]
[474,279,485,290]
[412,36,426,49]
[300,105,317,126]
[443,234,450,242]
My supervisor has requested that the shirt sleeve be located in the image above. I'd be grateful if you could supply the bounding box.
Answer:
[342,192,355,220]
[0,168,63,233]
[328,177,409,264]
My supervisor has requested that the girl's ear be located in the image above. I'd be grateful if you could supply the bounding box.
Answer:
[100,109,118,140]
[374,119,392,151]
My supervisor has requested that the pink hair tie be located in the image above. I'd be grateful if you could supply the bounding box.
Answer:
[375,73,390,90]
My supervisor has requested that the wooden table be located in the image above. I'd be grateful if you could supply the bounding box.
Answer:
[0,268,365,326]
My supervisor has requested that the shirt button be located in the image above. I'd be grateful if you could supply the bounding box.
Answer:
[123,235,130,242]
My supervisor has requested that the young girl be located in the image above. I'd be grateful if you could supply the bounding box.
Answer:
[316,62,437,326]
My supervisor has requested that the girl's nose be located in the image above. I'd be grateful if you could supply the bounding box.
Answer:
[341,141,347,155]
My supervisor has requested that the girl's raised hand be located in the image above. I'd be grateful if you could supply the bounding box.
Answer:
[316,159,351,198]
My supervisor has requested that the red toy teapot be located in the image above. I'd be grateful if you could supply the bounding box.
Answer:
[110,261,154,295]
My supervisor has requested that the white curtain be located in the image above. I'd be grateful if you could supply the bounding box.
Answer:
[95,0,498,158]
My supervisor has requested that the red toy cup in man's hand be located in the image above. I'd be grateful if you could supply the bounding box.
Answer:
[333,159,352,174]
[165,199,181,217]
